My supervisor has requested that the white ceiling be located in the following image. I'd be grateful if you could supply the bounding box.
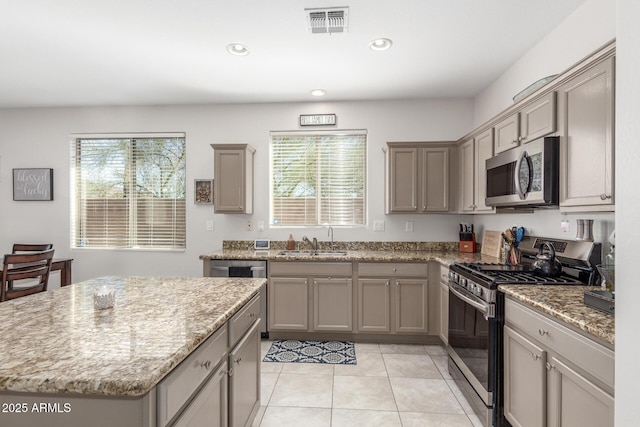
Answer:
[0,0,586,108]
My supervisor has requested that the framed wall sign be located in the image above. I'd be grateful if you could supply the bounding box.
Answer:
[13,168,54,201]
[195,179,214,204]
[299,114,337,126]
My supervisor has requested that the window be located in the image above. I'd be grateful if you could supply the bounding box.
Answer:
[71,134,186,249]
[270,130,366,227]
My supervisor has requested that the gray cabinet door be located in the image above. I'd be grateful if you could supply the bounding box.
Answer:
[547,356,614,427]
[387,146,419,212]
[421,147,449,212]
[520,91,557,143]
[460,138,475,212]
[313,277,353,331]
[558,56,614,209]
[174,361,228,427]
[357,278,391,332]
[504,325,547,427]
[394,278,429,333]
[494,112,520,154]
[439,281,448,345]
[212,144,255,214]
[228,321,260,427]
[474,128,494,213]
[268,277,309,331]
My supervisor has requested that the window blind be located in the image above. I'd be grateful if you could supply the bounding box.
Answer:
[270,131,366,227]
[70,135,186,249]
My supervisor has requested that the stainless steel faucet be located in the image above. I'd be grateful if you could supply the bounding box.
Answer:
[327,225,334,251]
[302,236,318,253]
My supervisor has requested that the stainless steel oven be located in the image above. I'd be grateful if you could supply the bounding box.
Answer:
[448,271,497,427]
[485,136,559,208]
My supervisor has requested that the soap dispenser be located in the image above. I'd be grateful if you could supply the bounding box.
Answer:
[287,234,296,250]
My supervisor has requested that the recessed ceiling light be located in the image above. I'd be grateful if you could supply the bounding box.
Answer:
[310,89,326,97]
[369,38,393,51]
[226,43,249,56]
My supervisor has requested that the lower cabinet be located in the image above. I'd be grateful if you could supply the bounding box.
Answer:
[173,361,228,427]
[228,321,260,427]
[268,262,353,333]
[357,263,429,334]
[503,298,614,427]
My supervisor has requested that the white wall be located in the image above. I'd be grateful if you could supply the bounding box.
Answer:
[0,98,472,283]
[473,0,616,127]
[615,0,639,424]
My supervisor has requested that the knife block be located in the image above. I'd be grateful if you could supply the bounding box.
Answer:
[459,233,476,253]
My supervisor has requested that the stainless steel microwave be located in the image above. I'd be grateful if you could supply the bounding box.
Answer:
[485,136,559,208]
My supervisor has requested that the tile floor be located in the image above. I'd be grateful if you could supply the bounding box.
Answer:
[253,341,484,427]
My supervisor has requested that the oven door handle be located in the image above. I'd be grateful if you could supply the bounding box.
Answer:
[449,285,494,318]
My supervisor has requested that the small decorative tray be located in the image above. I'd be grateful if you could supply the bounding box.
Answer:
[584,289,614,315]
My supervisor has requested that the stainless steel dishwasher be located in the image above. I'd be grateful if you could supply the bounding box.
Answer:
[207,259,268,337]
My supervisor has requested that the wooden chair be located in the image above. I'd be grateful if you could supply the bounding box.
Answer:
[1,249,55,302]
[12,243,53,253]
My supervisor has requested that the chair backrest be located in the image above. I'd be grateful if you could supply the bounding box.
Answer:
[12,243,54,253]
[1,249,55,302]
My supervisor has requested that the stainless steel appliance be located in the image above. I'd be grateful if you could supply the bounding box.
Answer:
[447,236,601,426]
[208,259,268,337]
[485,136,559,208]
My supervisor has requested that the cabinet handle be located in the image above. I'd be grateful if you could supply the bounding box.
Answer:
[538,329,548,336]
[600,194,612,200]
[532,353,540,361]
[201,360,212,370]
[247,312,256,318]
[512,139,519,144]
[546,362,555,371]
[235,357,242,365]
[386,281,390,287]
[392,267,397,272]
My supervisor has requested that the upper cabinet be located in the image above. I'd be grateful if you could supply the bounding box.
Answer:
[211,144,255,214]
[384,142,454,214]
[558,56,615,211]
[459,128,494,213]
[494,92,557,154]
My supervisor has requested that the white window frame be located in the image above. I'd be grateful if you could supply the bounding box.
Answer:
[269,129,367,228]
[70,133,186,251]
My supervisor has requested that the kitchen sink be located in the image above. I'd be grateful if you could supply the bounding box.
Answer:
[277,250,347,257]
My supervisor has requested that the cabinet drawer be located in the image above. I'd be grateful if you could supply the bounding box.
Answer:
[157,325,228,427]
[358,262,428,277]
[505,298,614,389]
[269,262,352,276]
[229,294,261,348]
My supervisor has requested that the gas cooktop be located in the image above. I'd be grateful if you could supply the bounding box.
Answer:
[452,262,585,286]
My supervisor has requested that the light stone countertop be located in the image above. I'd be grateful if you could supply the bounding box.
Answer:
[199,248,498,266]
[0,276,265,396]
[499,285,615,347]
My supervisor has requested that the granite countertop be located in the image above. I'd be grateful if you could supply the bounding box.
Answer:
[0,276,266,397]
[199,248,500,267]
[499,285,615,347]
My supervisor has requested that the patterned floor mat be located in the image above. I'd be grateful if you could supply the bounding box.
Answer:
[262,339,356,365]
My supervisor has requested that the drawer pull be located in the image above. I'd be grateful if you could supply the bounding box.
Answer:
[546,362,555,371]
[247,312,256,318]
[532,353,540,361]
[235,357,242,365]
[538,329,548,336]
[201,360,212,370]
[392,267,397,273]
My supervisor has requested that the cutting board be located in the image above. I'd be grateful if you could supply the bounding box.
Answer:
[481,230,503,259]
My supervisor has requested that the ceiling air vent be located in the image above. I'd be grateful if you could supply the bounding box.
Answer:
[305,7,349,34]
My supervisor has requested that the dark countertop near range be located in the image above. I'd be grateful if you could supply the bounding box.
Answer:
[499,285,614,347]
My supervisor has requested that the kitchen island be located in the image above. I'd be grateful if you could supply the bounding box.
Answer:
[0,276,265,427]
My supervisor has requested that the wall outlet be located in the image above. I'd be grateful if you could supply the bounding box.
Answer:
[206,219,214,231]
[373,220,385,231]
[257,220,264,232]
[405,221,414,232]
[246,220,252,231]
